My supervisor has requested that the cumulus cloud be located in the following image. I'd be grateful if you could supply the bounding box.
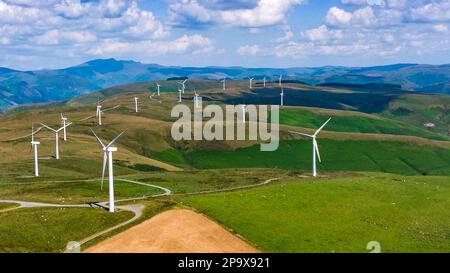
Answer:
[410,1,450,22]
[302,25,344,42]
[88,34,215,57]
[169,0,307,28]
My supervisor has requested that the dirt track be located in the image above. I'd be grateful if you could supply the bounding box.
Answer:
[85,209,259,253]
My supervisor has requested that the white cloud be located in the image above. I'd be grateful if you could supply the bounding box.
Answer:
[433,24,448,33]
[169,0,307,28]
[302,25,344,41]
[410,1,450,22]
[326,7,352,25]
[88,34,215,57]
[237,44,267,56]
[54,0,91,19]
[33,30,60,45]
[276,26,294,42]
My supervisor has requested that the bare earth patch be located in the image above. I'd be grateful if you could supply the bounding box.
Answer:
[85,209,259,253]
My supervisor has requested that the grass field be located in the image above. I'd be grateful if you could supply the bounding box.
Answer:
[0,179,163,204]
[0,207,133,253]
[0,202,19,211]
[123,169,291,194]
[182,173,450,253]
[279,108,448,140]
[186,140,450,175]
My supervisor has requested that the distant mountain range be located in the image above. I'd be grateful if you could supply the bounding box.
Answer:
[1,58,449,110]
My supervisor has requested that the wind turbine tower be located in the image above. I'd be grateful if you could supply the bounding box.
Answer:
[134,97,139,113]
[222,78,226,91]
[96,105,103,125]
[61,113,68,141]
[194,91,200,108]
[31,125,40,177]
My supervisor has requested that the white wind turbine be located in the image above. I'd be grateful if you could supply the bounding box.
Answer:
[248,77,254,89]
[96,104,103,126]
[263,77,266,88]
[134,97,139,113]
[194,90,200,108]
[289,118,331,177]
[61,113,69,141]
[221,78,226,91]
[279,75,283,87]
[156,83,161,96]
[280,88,284,107]
[31,125,41,177]
[178,79,187,94]
[91,130,125,213]
[40,122,72,160]
[178,88,182,102]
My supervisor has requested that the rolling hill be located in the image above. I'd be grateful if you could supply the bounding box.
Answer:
[1,59,450,110]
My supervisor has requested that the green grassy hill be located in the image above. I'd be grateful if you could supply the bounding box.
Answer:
[183,173,450,253]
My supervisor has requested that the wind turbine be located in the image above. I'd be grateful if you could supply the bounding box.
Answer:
[40,122,72,160]
[61,113,69,141]
[242,104,246,124]
[156,83,161,96]
[280,88,284,107]
[279,75,283,87]
[178,88,182,102]
[178,79,187,94]
[96,104,103,126]
[289,118,331,177]
[263,77,266,88]
[248,77,254,89]
[91,129,125,213]
[134,97,139,113]
[221,78,226,91]
[194,90,200,108]
[31,125,40,177]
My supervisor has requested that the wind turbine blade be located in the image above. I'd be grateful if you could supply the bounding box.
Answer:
[40,123,57,132]
[314,117,332,136]
[56,122,72,132]
[289,131,314,138]
[101,152,107,190]
[106,131,125,149]
[314,139,322,163]
[90,129,106,148]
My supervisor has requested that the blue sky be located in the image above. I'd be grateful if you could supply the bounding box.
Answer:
[0,0,449,70]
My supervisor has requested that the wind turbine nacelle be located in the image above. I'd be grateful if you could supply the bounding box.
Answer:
[31,141,40,145]
[104,147,118,152]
